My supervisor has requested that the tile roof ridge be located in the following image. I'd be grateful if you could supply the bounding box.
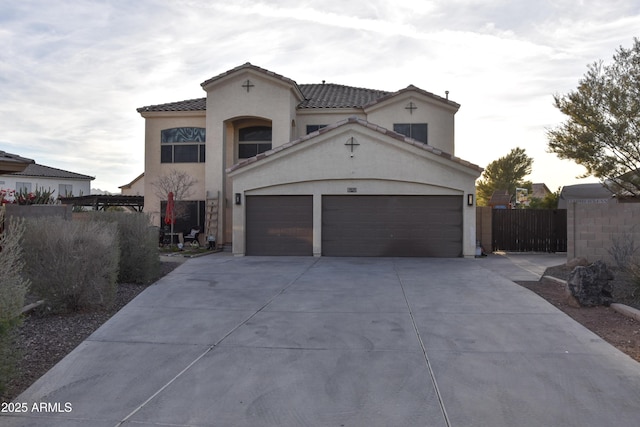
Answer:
[201,62,299,89]
[299,82,389,92]
[363,84,460,109]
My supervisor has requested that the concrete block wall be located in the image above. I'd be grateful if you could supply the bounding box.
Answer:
[568,201,640,264]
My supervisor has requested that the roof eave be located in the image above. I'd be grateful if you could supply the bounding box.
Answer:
[363,85,460,113]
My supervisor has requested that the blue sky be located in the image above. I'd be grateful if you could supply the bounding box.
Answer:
[1,0,639,193]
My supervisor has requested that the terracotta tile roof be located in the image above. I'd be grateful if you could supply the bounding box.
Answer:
[227,116,483,174]
[137,64,455,112]
[9,163,94,180]
[136,84,390,112]
[297,84,390,108]
[137,97,206,113]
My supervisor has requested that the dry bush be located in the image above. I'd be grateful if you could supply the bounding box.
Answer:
[87,212,160,284]
[607,233,640,307]
[608,233,638,270]
[0,209,29,396]
[22,217,119,313]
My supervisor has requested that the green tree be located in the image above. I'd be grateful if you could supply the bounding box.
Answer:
[476,147,533,206]
[529,187,561,209]
[548,38,640,196]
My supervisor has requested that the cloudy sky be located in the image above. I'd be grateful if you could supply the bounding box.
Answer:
[1,0,639,193]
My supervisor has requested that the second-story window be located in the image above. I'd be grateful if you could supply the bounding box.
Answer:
[161,127,206,163]
[306,124,327,134]
[393,123,428,144]
[239,126,272,159]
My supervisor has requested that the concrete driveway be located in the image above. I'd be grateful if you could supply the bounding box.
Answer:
[4,254,640,426]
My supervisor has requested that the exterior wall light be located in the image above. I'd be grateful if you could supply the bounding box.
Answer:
[467,194,474,206]
[235,193,242,205]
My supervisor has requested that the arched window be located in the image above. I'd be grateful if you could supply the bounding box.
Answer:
[161,127,206,163]
[238,126,272,159]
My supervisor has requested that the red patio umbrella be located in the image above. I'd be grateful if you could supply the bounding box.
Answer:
[165,192,175,225]
[165,192,175,245]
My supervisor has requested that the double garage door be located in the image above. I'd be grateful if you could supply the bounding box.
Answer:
[246,195,462,257]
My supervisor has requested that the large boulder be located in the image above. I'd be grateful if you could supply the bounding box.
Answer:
[566,260,614,307]
[566,257,589,269]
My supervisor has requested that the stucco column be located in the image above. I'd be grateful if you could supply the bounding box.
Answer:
[463,189,477,258]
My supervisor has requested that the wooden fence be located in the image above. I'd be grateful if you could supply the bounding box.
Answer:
[491,209,567,252]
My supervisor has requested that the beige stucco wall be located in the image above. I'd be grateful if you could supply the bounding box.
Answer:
[141,112,206,227]
[229,123,480,257]
[121,174,144,196]
[294,110,366,139]
[567,201,640,264]
[365,93,457,155]
[203,70,302,242]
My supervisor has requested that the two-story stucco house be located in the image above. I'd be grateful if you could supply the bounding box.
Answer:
[138,63,482,257]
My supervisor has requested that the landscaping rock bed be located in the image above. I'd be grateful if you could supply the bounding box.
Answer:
[1,261,180,403]
[517,263,640,363]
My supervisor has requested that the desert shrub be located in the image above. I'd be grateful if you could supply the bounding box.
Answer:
[608,233,637,270]
[0,209,30,396]
[607,233,640,307]
[86,212,160,284]
[22,217,119,313]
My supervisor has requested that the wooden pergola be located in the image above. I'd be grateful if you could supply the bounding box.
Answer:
[60,195,144,212]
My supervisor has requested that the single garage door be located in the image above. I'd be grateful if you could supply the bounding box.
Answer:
[322,195,462,257]
[246,195,313,256]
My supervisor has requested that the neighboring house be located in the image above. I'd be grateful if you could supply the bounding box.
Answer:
[120,172,145,196]
[138,63,482,257]
[558,183,614,209]
[0,163,94,198]
[0,150,33,174]
[488,190,511,209]
[532,183,552,200]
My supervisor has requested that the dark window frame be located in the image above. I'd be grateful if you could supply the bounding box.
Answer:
[306,124,327,134]
[393,123,428,144]
[161,127,206,164]
[238,125,272,159]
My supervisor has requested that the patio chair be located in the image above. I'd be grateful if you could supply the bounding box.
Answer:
[184,226,201,246]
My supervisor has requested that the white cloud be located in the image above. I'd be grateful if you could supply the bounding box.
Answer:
[1,0,639,191]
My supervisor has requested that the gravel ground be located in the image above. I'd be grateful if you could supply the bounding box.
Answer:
[517,263,640,363]
[1,260,181,403]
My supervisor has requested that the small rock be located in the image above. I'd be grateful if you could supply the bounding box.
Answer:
[566,260,614,307]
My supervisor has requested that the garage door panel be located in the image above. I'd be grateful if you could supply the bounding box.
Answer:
[322,195,462,257]
[246,196,313,256]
